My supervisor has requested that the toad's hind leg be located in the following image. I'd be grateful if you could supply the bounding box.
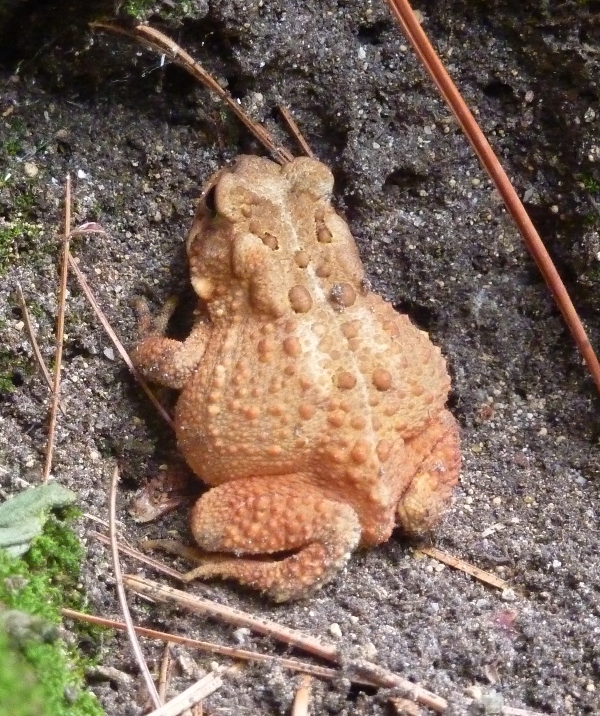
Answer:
[396,410,461,534]
[185,476,361,601]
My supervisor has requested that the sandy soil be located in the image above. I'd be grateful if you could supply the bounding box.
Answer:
[1,1,599,714]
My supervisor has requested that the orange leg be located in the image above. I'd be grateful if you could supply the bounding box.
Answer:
[184,476,361,601]
[396,410,461,534]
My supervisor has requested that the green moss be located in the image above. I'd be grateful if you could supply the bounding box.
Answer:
[0,219,42,275]
[123,0,203,21]
[14,190,36,215]
[0,510,105,716]
[1,117,27,158]
[582,176,599,194]
[0,629,46,716]
[0,347,29,395]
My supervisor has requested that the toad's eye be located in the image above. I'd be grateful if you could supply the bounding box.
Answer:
[203,185,217,217]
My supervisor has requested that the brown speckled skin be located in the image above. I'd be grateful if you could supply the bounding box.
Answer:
[131,155,460,601]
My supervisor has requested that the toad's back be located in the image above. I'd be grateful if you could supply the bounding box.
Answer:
[176,156,451,527]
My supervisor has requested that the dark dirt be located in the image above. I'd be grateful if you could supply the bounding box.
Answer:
[1,1,600,714]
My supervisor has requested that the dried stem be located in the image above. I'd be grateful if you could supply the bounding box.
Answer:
[278,106,314,157]
[42,175,71,482]
[109,466,162,709]
[385,0,600,394]
[16,283,52,393]
[124,574,338,662]
[158,645,172,703]
[62,608,344,683]
[91,22,293,165]
[67,252,174,428]
[417,546,511,592]
[91,529,186,581]
[291,675,312,716]
[144,671,223,716]
[16,283,66,416]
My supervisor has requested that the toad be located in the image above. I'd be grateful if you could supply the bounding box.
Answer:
[131,155,460,601]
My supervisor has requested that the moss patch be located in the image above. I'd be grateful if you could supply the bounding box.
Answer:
[0,509,105,716]
[123,0,207,21]
[0,219,42,275]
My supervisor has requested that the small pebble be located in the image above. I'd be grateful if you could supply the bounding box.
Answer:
[77,169,87,179]
[363,642,377,659]
[465,685,483,699]
[233,627,251,645]
[103,347,115,361]
[328,623,342,639]
[492,496,502,505]
[24,162,38,178]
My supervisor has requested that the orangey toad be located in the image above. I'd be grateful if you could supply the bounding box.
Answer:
[131,155,460,601]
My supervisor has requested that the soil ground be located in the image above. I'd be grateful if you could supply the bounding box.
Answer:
[1,1,600,714]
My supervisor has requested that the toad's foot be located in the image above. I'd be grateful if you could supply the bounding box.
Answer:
[130,297,210,390]
[130,461,198,523]
[186,475,361,602]
[396,409,461,534]
[140,538,228,565]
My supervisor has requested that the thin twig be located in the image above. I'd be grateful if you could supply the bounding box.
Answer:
[144,671,223,716]
[158,645,172,703]
[291,675,312,716]
[124,574,339,662]
[61,608,350,684]
[91,22,293,165]
[278,106,314,157]
[67,252,174,428]
[42,175,71,482]
[91,530,186,581]
[123,575,448,713]
[109,466,162,709]
[16,283,67,417]
[385,0,600,395]
[16,285,52,394]
[83,512,110,529]
[417,546,512,592]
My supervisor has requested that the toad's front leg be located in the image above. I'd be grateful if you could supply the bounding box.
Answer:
[184,475,361,601]
[130,298,211,389]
